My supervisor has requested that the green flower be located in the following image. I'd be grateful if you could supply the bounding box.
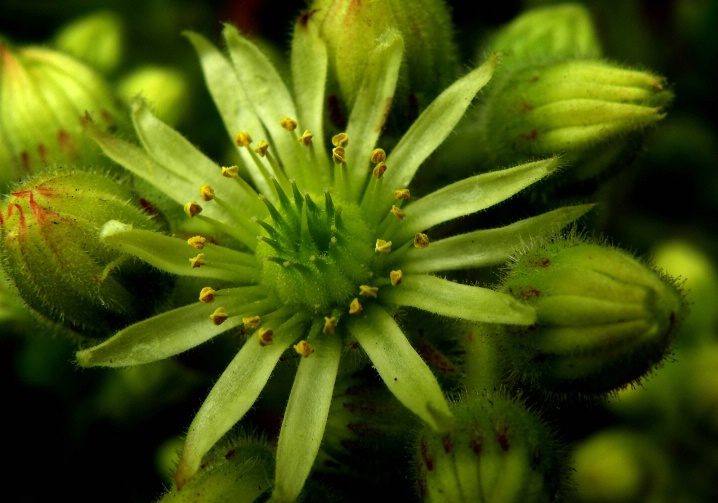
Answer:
[76,18,591,501]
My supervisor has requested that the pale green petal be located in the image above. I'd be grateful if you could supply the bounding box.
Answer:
[184,30,272,196]
[175,314,309,488]
[291,12,328,154]
[273,331,342,502]
[84,117,195,204]
[384,53,500,190]
[76,302,245,367]
[392,157,559,243]
[345,304,454,432]
[131,99,264,218]
[346,31,403,201]
[400,204,595,273]
[100,221,260,283]
[381,275,536,325]
[223,25,301,179]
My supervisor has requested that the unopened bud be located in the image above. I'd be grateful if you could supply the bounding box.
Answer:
[477,59,672,181]
[416,392,563,502]
[53,11,124,74]
[497,235,685,394]
[0,38,127,190]
[0,170,166,337]
[306,0,458,126]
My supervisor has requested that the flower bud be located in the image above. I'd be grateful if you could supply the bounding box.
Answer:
[53,11,124,74]
[571,429,671,503]
[0,170,167,337]
[117,66,191,126]
[496,235,685,394]
[158,430,275,503]
[415,392,564,502]
[306,0,458,126]
[476,59,673,181]
[487,3,602,62]
[0,38,126,190]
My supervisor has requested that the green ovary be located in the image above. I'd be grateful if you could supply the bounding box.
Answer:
[256,190,375,312]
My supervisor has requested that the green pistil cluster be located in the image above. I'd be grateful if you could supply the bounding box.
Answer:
[183,120,424,353]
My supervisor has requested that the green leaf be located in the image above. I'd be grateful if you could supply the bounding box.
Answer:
[346,304,453,432]
[399,204,595,273]
[381,275,536,325]
[175,314,309,488]
[273,330,341,502]
[392,157,558,243]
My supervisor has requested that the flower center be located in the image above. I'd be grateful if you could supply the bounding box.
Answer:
[255,182,375,313]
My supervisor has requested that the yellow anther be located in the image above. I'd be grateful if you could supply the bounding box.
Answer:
[349,298,363,314]
[199,287,215,303]
[200,184,215,202]
[359,285,379,298]
[414,232,430,249]
[390,269,403,286]
[394,188,411,200]
[257,327,274,346]
[375,239,392,253]
[222,165,240,178]
[187,236,206,249]
[323,316,337,334]
[190,253,206,268]
[294,340,314,357]
[184,201,202,218]
[332,132,348,147]
[243,316,261,330]
[254,140,269,157]
[280,117,298,131]
[370,148,386,164]
[332,146,346,164]
[235,131,253,147]
[373,162,387,178]
[209,307,229,326]
[390,205,406,220]
[298,130,314,145]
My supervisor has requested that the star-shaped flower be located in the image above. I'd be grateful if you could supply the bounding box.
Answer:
[77,18,591,501]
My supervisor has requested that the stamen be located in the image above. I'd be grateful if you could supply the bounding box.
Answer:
[332,146,346,164]
[332,132,348,147]
[394,188,411,200]
[370,148,387,164]
[200,184,215,202]
[209,307,229,325]
[254,140,269,157]
[257,327,274,346]
[235,132,253,147]
[414,232,430,249]
[323,316,337,334]
[199,287,215,303]
[187,236,206,249]
[280,117,298,131]
[243,316,261,330]
[184,201,202,218]
[349,298,363,314]
[375,239,392,253]
[390,269,403,286]
[373,162,387,179]
[294,340,314,357]
[359,285,379,298]
[298,130,314,145]
[222,166,240,178]
[390,205,406,220]
[190,253,206,268]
